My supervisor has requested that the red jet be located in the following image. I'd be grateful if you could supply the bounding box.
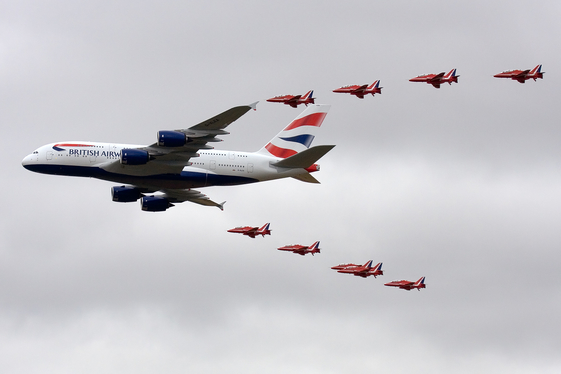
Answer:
[331,260,383,278]
[409,69,459,88]
[266,90,315,108]
[277,241,320,256]
[333,80,382,99]
[384,277,426,291]
[227,223,271,238]
[494,64,544,83]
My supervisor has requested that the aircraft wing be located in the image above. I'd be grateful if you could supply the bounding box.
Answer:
[161,189,226,210]
[146,101,258,154]
[431,72,445,81]
[514,69,531,78]
[100,103,257,176]
[353,84,368,93]
[286,95,302,103]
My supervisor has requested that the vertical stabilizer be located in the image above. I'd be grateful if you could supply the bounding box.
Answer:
[256,104,331,158]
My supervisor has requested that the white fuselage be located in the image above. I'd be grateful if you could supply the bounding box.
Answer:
[22,141,310,190]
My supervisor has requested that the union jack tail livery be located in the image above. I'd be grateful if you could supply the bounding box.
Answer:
[257,104,329,159]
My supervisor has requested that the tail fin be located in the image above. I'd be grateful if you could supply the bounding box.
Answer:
[368,80,380,89]
[256,104,331,158]
[445,69,459,84]
[310,241,320,255]
[414,277,426,288]
[302,90,314,100]
[364,260,373,268]
[373,262,382,271]
[257,223,271,236]
[531,64,544,80]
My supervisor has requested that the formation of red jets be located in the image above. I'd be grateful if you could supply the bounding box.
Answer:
[266,65,544,106]
[234,66,544,289]
[228,224,425,291]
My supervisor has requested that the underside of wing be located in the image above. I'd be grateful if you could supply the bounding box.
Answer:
[162,188,226,210]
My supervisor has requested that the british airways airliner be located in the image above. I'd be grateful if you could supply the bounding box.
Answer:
[22,103,334,212]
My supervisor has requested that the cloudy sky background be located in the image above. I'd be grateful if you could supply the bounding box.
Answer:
[2,1,561,373]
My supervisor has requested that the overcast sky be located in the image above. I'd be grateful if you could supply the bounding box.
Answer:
[2,1,561,373]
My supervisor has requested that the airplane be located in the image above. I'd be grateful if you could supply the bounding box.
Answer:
[409,69,459,88]
[266,90,315,108]
[332,80,382,98]
[227,223,271,238]
[331,261,383,278]
[493,64,544,83]
[384,277,426,291]
[277,241,320,256]
[22,103,335,212]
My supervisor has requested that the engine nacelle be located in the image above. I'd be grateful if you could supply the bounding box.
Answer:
[111,186,143,202]
[140,196,174,212]
[157,131,191,147]
[120,149,150,165]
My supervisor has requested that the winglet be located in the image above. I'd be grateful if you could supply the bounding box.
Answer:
[249,101,259,111]
[218,201,226,211]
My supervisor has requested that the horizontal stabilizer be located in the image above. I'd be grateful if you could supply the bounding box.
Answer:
[271,145,335,169]
[291,173,320,184]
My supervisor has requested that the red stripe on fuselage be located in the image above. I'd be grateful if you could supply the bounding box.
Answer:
[54,144,94,147]
[283,112,327,131]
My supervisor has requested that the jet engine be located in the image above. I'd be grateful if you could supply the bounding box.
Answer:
[111,186,143,202]
[120,149,150,165]
[140,196,174,212]
[157,131,191,147]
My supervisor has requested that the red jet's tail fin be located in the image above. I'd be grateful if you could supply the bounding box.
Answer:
[445,69,459,84]
[309,241,320,255]
[414,277,426,290]
[530,64,544,80]
[300,90,315,106]
[256,223,271,236]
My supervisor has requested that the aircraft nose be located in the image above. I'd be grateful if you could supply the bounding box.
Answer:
[22,154,36,170]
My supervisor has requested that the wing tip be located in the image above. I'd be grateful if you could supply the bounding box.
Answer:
[248,101,259,111]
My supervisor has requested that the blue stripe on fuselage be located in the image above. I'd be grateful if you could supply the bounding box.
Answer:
[23,164,259,188]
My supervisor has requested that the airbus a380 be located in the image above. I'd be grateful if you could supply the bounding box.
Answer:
[22,103,335,212]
